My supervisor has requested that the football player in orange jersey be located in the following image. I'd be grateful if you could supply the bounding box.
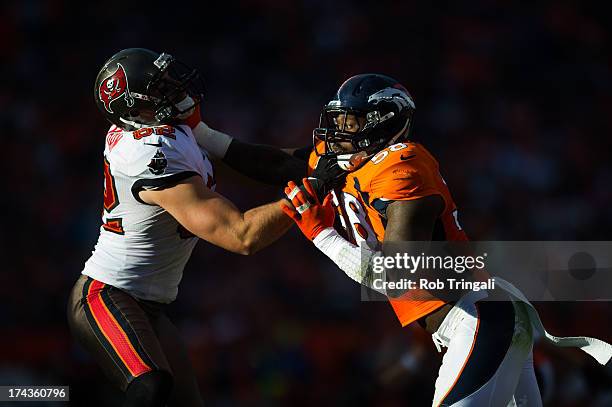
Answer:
[280,74,611,406]
[178,68,609,405]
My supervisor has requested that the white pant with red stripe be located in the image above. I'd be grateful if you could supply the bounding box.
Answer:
[431,290,542,407]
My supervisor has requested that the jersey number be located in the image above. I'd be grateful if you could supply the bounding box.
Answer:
[103,157,124,234]
[336,191,377,246]
[371,143,408,165]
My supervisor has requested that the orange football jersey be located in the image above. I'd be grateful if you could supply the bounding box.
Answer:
[308,141,468,326]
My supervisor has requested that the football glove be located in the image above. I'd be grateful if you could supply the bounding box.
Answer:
[281,178,335,241]
[309,155,347,201]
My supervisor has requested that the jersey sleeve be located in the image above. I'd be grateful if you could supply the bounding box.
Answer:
[368,153,443,216]
[124,133,202,203]
[306,148,320,176]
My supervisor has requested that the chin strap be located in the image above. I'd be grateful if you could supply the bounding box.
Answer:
[119,117,158,130]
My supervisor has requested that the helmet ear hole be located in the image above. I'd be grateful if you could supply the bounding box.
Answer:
[128,109,139,117]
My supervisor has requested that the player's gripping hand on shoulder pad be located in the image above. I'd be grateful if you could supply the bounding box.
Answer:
[281,178,335,241]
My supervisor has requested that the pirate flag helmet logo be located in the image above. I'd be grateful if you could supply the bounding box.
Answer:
[98,63,135,114]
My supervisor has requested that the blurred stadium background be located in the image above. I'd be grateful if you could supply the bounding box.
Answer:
[1,0,611,405]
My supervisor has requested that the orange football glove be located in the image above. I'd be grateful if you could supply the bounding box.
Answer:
[181,101,202,129]
[281,178,335,241]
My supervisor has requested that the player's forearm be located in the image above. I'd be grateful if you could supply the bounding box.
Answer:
[312,229,426,298]
[238,200,294,254]
[183,201,291,255]
[192,121,306,186]
[187,198,292,255]
[223,140,306,186]
[312,228,385,293]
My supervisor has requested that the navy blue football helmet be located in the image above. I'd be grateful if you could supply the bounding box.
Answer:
[313,74,415,170]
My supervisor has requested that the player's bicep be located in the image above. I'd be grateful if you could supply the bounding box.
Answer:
[383,195,444,242]
[139,176,244,247]
[382,196,444,298]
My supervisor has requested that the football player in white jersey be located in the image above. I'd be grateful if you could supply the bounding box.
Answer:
[67,48,332,407]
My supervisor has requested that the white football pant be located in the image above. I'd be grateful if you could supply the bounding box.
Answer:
[431,290,542,406]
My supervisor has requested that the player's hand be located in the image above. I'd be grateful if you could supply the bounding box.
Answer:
[309,155,347,201]
[281,178,335,241]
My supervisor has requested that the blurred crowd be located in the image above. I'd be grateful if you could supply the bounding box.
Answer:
[1,0,611,405]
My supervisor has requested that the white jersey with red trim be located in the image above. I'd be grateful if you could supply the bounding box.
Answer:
[82,124,215,303]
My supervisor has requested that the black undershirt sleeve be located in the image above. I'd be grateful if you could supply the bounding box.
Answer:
[222,139,311,186]
[131,171,200,205]
[292,145,313,161]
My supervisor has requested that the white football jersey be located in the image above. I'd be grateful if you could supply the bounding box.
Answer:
[82,124,215,303]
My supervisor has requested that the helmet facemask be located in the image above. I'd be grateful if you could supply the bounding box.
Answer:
[147,53,204,124]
